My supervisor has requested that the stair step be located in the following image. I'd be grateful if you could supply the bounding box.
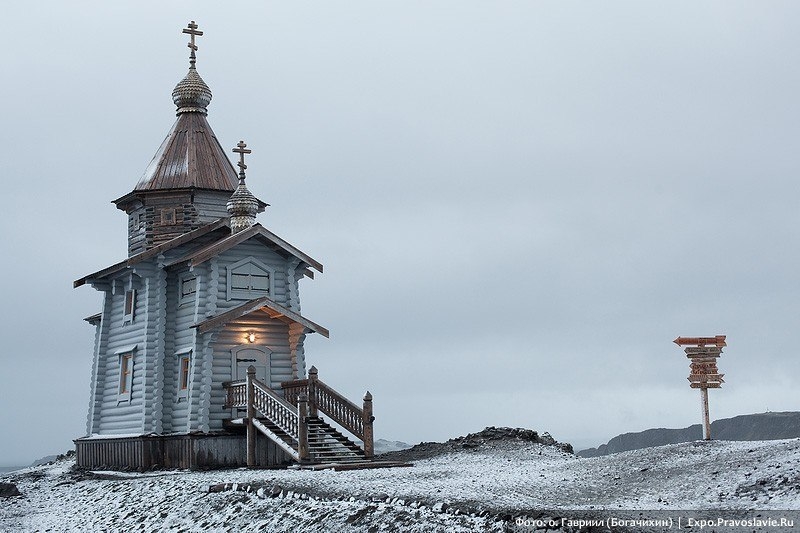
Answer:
[312,454,363,460]
[235,410,368,465]
[312,450,361,456]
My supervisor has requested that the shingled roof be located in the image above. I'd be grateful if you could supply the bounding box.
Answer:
[113,53,239,211]
[131,111,238,193]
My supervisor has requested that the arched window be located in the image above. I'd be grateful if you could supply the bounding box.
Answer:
[227,257,274,300]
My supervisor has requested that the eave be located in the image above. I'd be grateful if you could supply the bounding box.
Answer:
[112,187,268,212]
[73,218,230,288]
[83,312,102,325]
[192,295,329,338]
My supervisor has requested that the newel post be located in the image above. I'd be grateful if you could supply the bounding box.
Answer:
[297,393,310,462]
[246,365,256,468]
[363,391,374,459]
[308,366,318,418]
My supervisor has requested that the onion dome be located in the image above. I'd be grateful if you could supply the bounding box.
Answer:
[171,21,212,115]
[227,177,260,233]
[228,140,260,233]
[172,67,212,115]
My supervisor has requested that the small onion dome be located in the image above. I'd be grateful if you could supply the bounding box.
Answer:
[227,177,260,233]
[172,67,212,115]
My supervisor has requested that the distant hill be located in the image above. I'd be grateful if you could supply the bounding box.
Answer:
[578,411,800,458]
[374,439,411,454]
[30,455,59,467]
[0,454,61,474]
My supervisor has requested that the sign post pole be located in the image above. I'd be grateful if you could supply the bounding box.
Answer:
[700,387,711,440]
[673,336,726,441]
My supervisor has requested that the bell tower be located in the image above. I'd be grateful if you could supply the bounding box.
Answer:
[113,21,264,255]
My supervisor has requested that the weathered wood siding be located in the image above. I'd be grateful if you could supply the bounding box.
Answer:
[193,190,233,223]
[127,205,147,257]
[75,432,291,469]
[94,269,153,434]
[86,230,312,443]
[287,258,307,376]
[127,191,231,256]
[146,267,167,434]
[86,292,110,436]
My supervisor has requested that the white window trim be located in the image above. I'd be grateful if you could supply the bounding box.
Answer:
[123,289,136,324]
[175,347,193,401]
[115,346,137,403]
[226,257,275,301]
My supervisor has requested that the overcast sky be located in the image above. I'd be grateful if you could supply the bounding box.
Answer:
[1,2,798,466]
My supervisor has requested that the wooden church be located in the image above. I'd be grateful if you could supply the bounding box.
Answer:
[73,22,374,470]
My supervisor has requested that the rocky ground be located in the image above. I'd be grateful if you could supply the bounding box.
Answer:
[1,428,799,532]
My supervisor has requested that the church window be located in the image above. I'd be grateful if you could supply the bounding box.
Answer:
[123,290,136,324]
[161,208,176,225]
[175,348,192,400]
[180,275,197,304]
[118,352,134,401]
[227,257,273,300]
[180,357,190,390]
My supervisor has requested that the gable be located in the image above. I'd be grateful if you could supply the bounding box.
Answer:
[163,224,322,276]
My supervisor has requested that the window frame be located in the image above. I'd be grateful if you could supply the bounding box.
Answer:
[179,273,198,305]
[160,207,176,226]
[175,347,192,401]
[226,257,274,301]
[123,289,136,324]
[115,346,137,403]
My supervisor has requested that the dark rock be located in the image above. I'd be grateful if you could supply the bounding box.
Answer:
[378,426,574,461]
[0,483,21,498]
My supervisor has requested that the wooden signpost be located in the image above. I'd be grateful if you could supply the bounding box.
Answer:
[673,335,726,440]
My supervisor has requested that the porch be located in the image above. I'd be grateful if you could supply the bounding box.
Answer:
[223,365,375,466]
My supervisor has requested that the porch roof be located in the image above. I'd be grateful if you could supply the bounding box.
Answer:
[191,295,330,338]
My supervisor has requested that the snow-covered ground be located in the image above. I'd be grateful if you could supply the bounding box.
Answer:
[1,437,799,532]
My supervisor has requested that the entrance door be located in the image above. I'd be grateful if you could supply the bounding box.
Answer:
[232,345,271,385]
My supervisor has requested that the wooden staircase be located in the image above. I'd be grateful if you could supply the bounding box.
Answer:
[223,366,374,466]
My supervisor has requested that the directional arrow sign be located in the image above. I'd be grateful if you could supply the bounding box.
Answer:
[690,382,722,389]
[684,347,723,356]
[686,356,721,363]
[674,336,726,347]
[687,374,725,382]
[690,362,719,371]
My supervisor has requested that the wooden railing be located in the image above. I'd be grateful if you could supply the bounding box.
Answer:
[281,378,309,408]
[223,380,247,408]
[224,377,299,438]
[252,377,299,440]
[224,368,309,465]
[315,380,364,439]
[282,366,374,458]
[224,365,374,465]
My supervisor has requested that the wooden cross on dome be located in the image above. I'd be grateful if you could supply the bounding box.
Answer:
[183,21,203,66]
[233,141,252,180]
